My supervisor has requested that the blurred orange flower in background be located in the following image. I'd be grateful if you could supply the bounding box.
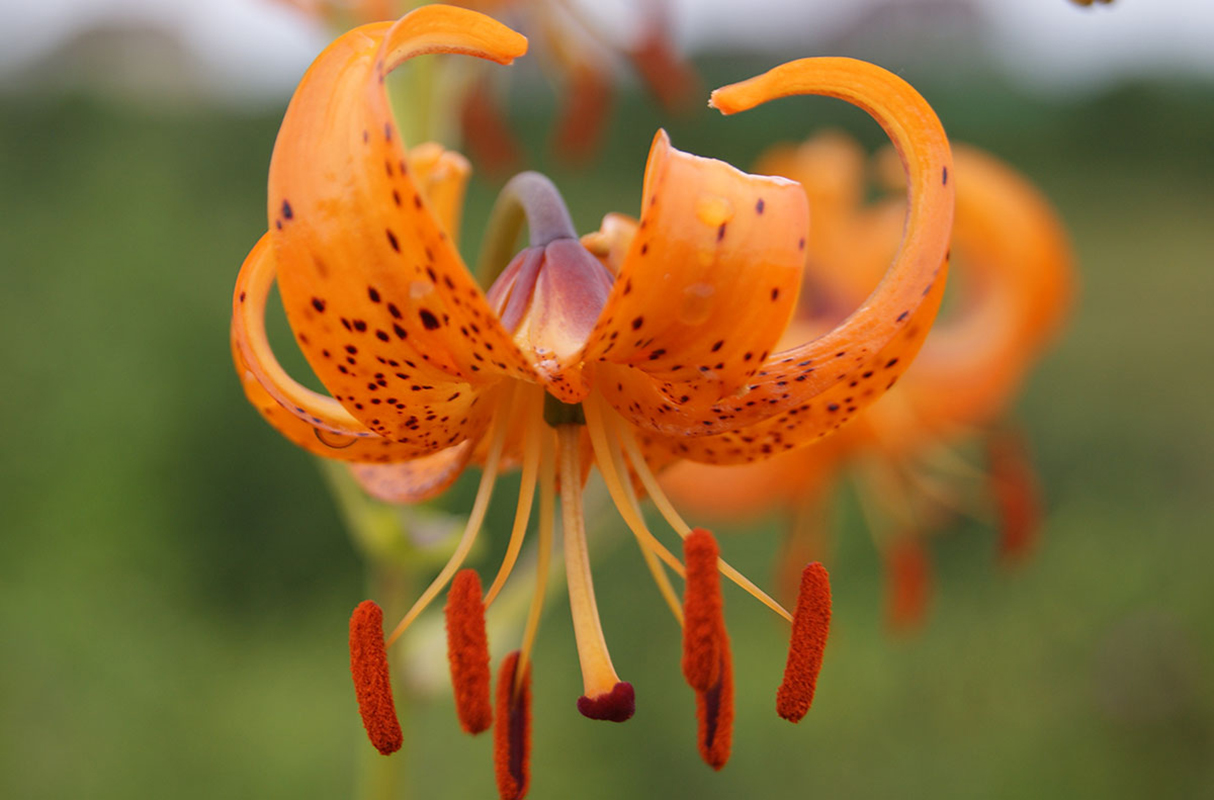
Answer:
[663,131,1074,632]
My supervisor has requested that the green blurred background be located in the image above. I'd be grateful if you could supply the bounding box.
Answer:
[2,34,1213,800]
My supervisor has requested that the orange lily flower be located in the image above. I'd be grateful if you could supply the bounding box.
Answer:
[230,4,953,793]
[663,132,1073,631]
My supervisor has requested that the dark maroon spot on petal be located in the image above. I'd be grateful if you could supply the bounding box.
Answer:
[419,309,440,330]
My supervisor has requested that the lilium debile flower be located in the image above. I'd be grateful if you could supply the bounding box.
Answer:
[230,5,953,795]
[663,133,1073,630]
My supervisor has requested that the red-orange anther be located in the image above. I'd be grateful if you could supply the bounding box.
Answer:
[987,431,1043,565]
[682,528,724,692]
[445,569,493,734]
[887,538,932,634]
[695,637,734,770]
[776,562,831,722]
[494,651,531,800]
[349,600,403,755]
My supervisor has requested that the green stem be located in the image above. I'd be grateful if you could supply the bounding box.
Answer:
[317,459,415,567]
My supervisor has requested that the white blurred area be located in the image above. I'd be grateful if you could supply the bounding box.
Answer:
[0,0,1211,104]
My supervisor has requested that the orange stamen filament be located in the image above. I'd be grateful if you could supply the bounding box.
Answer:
[582,393,685,623]
[485,386,544,607]
[515,428,556,692]
[557,423,631,718]
[776,562,832,722]
[608,407,792,623]
[386,383,516,648]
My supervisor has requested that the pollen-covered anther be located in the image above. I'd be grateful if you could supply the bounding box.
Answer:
[696,638,734,770]
[494,651,532,800]
[349,600,403,755]
[682,528,724,692]
[776,562,832,723]
[576,681,636,722]
[445,569,493,734]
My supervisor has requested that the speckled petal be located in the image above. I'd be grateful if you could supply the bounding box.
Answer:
[897,144,1074,429]
[233,233,497,456]
[601,58,954,459]
[580,213,639,277]
[232,328,448,463]
[265,7,535,440]
[404,142,472,245]
[583,130,808,402]
[347,440,476,503]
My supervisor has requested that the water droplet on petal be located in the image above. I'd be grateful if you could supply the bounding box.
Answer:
[695,195,734,228]
[679,282,716,325]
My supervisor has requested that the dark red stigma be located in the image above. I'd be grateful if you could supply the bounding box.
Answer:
[576,681,636,722]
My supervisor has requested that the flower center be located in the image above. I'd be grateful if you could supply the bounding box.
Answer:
[483,172,614,385]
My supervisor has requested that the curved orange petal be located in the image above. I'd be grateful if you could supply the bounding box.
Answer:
[347,440,477,503]
[405,142,472,244]
[233,233,497,455]
[600,58,953,463]
[232,321,471,464]
[266,7,536,439]
[584,130,808,403]
[754,131,899,322]
[898,145,1075,428]
[580,213,639,278]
